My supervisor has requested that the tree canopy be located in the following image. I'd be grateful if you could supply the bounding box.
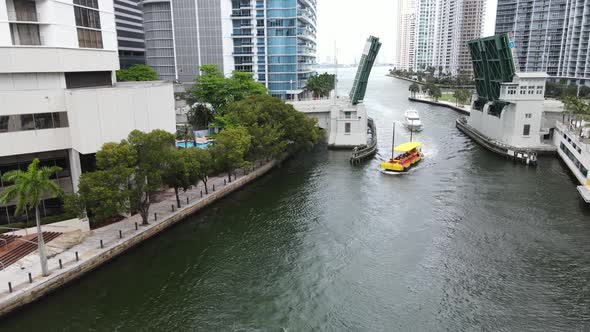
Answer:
[116,64,159,82]
[408,83,420,97]
[305,72,336,98]
[188,65,267,115]
[210,127,252,182]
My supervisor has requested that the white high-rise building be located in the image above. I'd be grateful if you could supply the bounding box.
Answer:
[412,0,437,71]
[0,0,175,224]
[433,0,485,77]
[395,0,415,70]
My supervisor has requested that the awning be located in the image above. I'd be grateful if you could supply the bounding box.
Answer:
[394,142,422,152]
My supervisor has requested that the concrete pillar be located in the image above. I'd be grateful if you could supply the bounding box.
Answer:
[68,148,82,192]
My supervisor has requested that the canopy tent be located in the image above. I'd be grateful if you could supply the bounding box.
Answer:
[394,142,421,152]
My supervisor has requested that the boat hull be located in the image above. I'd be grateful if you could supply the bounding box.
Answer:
[379,153,423,173]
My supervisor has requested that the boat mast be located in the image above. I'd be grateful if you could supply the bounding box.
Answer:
[391,122,395,160]
[410,127,413,142]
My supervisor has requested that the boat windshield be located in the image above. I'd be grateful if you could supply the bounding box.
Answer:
[408,117,420,121]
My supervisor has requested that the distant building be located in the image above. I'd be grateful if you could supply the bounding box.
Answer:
[0,0,175,224]
[141,0,225,85]
[433,0,485,76]
[495,0,590,85]
[114,0,145,68]
[395,0,415,70]
[412,0,437,71]
[227,0,317,100]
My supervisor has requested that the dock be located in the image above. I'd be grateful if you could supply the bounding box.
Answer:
[350,117,378,164]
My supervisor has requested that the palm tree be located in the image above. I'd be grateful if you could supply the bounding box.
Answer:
[408,83,420,98]
[0,159,63,276]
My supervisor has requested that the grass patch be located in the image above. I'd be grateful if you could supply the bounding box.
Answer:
[438,93,456,103]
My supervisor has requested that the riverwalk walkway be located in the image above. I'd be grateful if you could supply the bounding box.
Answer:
[408,94,471,115]
[0,159,277,316]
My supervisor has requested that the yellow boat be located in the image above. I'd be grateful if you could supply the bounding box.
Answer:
[380,122,423,173]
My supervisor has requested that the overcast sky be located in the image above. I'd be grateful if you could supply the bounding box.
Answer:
[316,0,498,64]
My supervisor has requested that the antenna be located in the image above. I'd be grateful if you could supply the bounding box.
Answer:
[334,40,338,102]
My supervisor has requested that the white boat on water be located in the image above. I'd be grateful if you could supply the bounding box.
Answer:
[404,110,423,131]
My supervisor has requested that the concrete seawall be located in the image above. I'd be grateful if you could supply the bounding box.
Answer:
[0,160,277,317]
[408,97,470,115]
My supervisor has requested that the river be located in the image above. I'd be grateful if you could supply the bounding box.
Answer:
[2,67,590,331]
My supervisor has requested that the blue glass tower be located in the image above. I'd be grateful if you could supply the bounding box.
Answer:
[230,0,317,100]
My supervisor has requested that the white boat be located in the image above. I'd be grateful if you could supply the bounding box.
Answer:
[404,110,423,131]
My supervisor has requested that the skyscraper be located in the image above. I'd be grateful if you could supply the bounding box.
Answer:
[395,0,415,70]
[114,0,146,68]
[412,0,437,71]
[142,0,225,85]
[433,0,485,77]
[495,0,567,77]
[494,0,590,83]
[228,0,317,99]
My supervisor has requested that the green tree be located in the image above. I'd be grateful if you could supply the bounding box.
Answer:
[562,84,578,99]
[126,130,176,225]
[190,149,214,194]
[211,127,252,183]
[162,149,192,208]
[545,81,563,98]
[187,103,214,130]
[176,124,195,143]
[453,89,471,106]
[305,72,336,98]
[116,64,159,82]
[188,65,267,115]
[579,86,590,98]
[429,85,442,101]
[0,159,63,276]
[408,83,420,98]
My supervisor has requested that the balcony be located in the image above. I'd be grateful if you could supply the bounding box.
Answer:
[0,46,118,73]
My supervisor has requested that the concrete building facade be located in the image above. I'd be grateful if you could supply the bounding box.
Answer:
[0,0,175,224]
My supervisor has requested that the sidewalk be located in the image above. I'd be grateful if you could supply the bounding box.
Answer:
[409,94,471,115]
[0,160,276,316]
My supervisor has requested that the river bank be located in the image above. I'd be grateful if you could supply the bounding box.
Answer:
[408,95,470,115]
[0,159,277,317]
[387,74,474,89]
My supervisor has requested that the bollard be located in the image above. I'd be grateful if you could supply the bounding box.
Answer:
[59,259,62,269]
[119,230,122,239]
[8,282,12,293]
[28,273,32,284]
[224,179,226,185]
[75,251,79,261]
[135,222,139,230]
[171,204,175,212]
[100,239,103,249]
[200,191,203,198]
[213,184,215,192]
[153,212,157,221]
[186,197,189,205]
[234,174,237,181]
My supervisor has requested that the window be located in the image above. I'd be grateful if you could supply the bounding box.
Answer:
[345,122,351,134]
[10,23,40,45]
[520,87,526,94]
[73,0,102,48]
[65,71,111,89]
[523,124,531,136]
[525,113,532,118]
[0,112,68,133]
[344,111,351,119]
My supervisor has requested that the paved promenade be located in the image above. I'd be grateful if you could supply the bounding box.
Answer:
[408,94,471,115]
[0,160,276,316]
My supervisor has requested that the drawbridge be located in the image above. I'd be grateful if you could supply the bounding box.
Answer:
[467,34,516,117]
[349,36,382,163]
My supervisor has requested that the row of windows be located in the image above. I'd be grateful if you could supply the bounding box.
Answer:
[506,85,544,95]
[563,133,582,154]
[560,142,588,177]
[0,198,64,225]
[74,1,103,48]
[0,112,69,133]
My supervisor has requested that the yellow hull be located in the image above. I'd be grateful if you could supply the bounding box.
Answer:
[379,154,422,172]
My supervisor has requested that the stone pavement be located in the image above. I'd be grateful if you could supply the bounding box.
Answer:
[0,160,276,316]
